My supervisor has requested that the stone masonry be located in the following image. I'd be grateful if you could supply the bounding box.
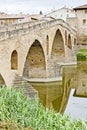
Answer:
[0,19,77,87]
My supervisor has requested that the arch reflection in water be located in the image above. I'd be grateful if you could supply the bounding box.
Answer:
[62,63,87,120]
[0,74,6,87]
[29,80,71,114]
[29,65,77,114]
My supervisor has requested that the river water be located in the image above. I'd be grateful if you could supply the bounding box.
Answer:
[29,81,87,121]
[64,89,87,120]
[29,62,87,120]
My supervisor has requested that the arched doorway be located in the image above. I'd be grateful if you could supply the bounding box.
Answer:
[24,40,46,78]
[68,34,72,49]
[11,50,18,70]
[51,29,65,62]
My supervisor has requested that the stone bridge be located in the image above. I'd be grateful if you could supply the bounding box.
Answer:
[0,19,77,87]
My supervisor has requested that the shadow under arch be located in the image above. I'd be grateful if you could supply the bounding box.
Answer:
[68,34,72,49]
[0,74,6,87]
[51,29,65,62]
[23,39,46,78]
[46,35,49,55]
[65,30,67,45]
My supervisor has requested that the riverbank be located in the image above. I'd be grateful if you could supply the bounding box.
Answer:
[0,87,87,130]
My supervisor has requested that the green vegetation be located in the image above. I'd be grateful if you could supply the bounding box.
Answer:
[77,49,87,61]
[0,87,87,130]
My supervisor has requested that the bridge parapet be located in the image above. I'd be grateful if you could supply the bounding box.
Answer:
[0,19,77,41]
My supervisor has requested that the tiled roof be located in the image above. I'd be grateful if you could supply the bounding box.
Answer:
[74,4,87,10]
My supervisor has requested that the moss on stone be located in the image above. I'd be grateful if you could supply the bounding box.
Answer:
[77,49,87,61]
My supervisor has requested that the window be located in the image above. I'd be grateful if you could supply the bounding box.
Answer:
[85,10,87,14]
[1,21,3,25]
[11,50,18,70]
[83,19,86,25]
[67,14,69,17]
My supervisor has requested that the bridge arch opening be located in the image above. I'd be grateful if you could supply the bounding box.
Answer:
[51,29,65,62]
[11,50,18,70]
[46,35,49,55]
[0,74,6,87]
[65,30,67,45]
[68,34,72,49]
[24,40,46,78]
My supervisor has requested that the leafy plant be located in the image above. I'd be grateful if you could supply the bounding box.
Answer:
[0,87,87,130]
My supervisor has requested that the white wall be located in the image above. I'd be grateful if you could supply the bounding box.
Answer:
[46,7,75,21]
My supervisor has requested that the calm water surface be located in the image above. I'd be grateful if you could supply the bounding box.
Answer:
[29,62,87,120]
[64,89,87,120]
[30,81,87,121]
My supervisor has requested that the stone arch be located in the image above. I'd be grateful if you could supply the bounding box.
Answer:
[68,34,72,49]
[0,74,6,87]
[23,39,46,78]
[51,29,65,62]
[11,50,18,70]
[46,35,49,55]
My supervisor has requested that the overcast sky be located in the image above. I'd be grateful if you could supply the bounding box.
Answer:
[0,0,87,14]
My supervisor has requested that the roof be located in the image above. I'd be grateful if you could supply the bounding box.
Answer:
[74,4,87,11]
[0,17,24,20]
[0,14,24,20]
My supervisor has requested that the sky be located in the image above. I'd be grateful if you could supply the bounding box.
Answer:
[0,0,87,14]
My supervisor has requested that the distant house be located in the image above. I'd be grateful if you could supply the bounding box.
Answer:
[0,17,24,26]
[18,14,43,23]
[17,14,55,24]
[45,7,75,21]
[0,13,24,26]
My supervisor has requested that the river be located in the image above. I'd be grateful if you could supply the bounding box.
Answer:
[28,61,87,120]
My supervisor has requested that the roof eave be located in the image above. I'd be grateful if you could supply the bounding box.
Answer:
[74,8,87,11]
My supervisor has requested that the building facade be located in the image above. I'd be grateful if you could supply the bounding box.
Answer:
[46,7,75,21]
[73,4,87,44]
[0,13,24,26]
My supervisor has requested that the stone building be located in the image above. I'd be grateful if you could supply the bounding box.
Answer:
[0,17,24,26]
[46,7,75,21]
[68,4,87,44]
[73,4,87,44]
[66,4,87,45]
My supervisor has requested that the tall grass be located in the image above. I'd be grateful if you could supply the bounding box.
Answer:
[0,87,87,130]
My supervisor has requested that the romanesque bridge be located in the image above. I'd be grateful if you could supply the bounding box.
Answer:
[0,19,77,87]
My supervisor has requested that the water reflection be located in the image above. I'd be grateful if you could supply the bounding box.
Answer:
[29,80,71,114]
[75,61,87,97]
[29,62,87,120]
